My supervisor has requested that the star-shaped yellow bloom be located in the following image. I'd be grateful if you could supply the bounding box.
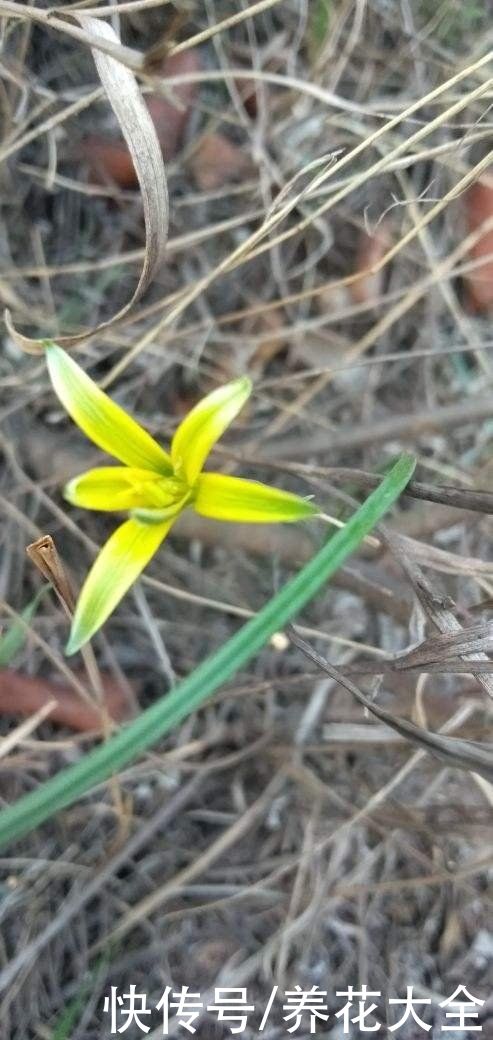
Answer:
[44,344,318,654]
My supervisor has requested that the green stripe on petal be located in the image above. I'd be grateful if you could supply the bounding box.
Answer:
[194,472,319,523]
[65,467,159,511]
[171,376,252,486]
[65,467,188,513]
[66,516,174,654]
[45,344,172,473]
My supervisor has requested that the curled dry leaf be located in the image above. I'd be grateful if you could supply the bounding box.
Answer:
[188,132,253,192]
[5,14,169,353]
[341,620,493,675]
[463,173,493,312]
[0,669,133,732]
[349,221,392,306]
[26,535,75,616]
[385,529,493,704]
[85,49,201,189]
[291,630,493,784]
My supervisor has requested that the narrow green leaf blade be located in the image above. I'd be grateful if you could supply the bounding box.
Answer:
[0,454,415,849]
[50,951,111,1040]
[0,587,48,667]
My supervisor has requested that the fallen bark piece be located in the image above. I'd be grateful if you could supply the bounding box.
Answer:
[0,670,133,733]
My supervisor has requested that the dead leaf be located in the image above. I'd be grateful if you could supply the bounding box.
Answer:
[393,622,493,670]
[188,132,253,192]
[84,48,201,189]
[0,669,133,732]
[384,528,493,703]
[5,13,169,353]
[463,173,493,312]
[290,629,493,783]
[83,138,140,191]
[26,535,75,617]
[148,49,201,156]
[339,621,493,675]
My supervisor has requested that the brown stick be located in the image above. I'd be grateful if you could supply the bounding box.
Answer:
[274,466,493,516]
[260,397,493,458]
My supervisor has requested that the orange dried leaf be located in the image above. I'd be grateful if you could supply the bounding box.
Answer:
[188,132,252,192]
[0,670,133,732]
[85,48,201,188]
[148,49,201,157]
[463,175,493,313]
[85,137,139,189]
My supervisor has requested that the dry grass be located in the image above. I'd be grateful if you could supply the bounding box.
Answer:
[0,1,492,1037]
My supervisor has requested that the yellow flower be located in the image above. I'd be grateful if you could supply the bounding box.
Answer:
[44,344,318,654]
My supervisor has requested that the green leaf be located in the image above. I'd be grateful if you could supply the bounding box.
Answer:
[194,472,318,523]
[50,951,111,1040]
[0,587,48,667]
[308,0,332,59]
[45,343,172,474]
[171,376,252,485]
[0,455,415,848]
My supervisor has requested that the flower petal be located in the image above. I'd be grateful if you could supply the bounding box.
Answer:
[66,516,173,654]
[65,467,188,513]
[194,473,318,523]
[45,343,172,473]
[171,376,251,485]
[65,467,158,511]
